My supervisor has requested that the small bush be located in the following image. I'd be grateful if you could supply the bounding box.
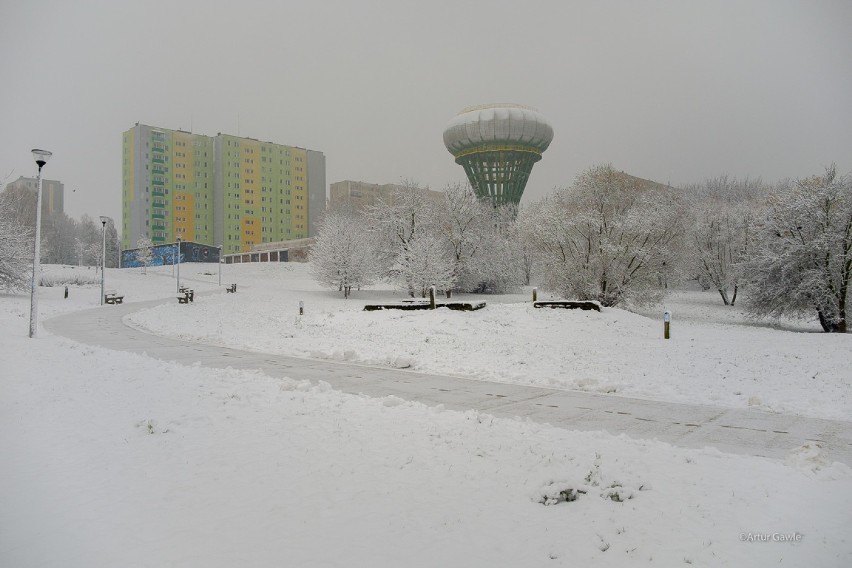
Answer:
[39,273,99,287]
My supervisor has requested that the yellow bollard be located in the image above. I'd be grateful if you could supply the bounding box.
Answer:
[532,287,538,302]
[664,310,671,339]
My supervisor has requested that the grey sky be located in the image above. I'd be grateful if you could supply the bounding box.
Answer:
[2,0,850,229]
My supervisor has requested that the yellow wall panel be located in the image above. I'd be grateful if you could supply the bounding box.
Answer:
[174,191,195,241]
[241,216,260,251]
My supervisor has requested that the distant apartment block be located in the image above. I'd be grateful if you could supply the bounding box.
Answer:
[122,124,326,255]
[329,180,443,212]
[4,176,65,216]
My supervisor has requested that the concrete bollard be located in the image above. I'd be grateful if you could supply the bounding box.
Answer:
[532,287,538,302]
[64,286,69,299]
[664,310,671,339]
[447,289,452,299]
[299,300,304,316]
[429,286,436,309]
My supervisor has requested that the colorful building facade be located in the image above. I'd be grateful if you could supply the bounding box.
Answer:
[122,124,325,255]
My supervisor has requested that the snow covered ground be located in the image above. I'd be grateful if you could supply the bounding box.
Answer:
[126,262,852,420]
[2,263,851,566]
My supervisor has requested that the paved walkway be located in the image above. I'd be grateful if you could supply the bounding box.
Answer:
[45,299,852,466]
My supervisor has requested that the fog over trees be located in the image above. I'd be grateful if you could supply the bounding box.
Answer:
[311,181,527,298]
[310,163,851,332]
[0,184,120,268]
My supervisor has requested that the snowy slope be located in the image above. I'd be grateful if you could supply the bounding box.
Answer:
[122,262,851,420]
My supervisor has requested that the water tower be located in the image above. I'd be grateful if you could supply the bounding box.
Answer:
[443,104,553,206]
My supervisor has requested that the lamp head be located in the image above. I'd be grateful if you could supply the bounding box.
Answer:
[31,148,52,169]
[99,215,109,226]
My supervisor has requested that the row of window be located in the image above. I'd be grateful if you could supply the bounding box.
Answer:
[261,147,292,155]
[260,197,293,203]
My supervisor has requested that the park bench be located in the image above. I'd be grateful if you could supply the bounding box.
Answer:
[177,289,195,304]
[226,283,237,293]
[533,300,601,312]
[104,291,124,305]
[364,301,486,312]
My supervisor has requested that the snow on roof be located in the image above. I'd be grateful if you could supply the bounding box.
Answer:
[443,104,554,155]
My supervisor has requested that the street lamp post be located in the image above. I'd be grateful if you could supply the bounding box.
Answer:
[218,245,222,286]
[28,149,52,338]
[176,236,182,293]
[99,216,108,305]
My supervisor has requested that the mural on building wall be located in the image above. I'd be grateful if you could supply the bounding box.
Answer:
[122,241,220,268]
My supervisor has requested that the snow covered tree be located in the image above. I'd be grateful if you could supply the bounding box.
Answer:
[135,236,154,274]
[105,219,120,268]
[437,182,492,291]
[393,234,455,297]
[85,242,103,273]
[0,183,37,230]
[745,166,852,332]
[460,203,525,293]
[367,180,441,296]
[513,205,538,286]
[433,183,524,293]
[42,212,79,265]
[0,192,33,291]
[686,176,764,305]
[364,179,521,295]
[309,210,379,298]
[77,215,102,267]
[522,164,686,307]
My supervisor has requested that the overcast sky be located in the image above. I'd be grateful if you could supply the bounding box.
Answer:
[2,0,850,228]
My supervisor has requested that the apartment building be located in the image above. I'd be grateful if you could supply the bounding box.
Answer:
[122,124,325,254]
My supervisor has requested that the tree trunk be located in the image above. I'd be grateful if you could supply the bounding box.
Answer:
[817,310,830,332]
[730,285,738,307]
[718,288,730,305]
[817,310,844,333]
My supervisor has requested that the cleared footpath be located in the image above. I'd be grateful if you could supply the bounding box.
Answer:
[45,299,852,466]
